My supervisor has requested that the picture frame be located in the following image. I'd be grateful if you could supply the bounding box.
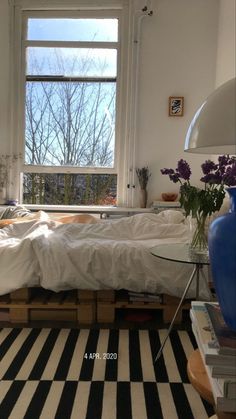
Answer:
[169,96,184,117]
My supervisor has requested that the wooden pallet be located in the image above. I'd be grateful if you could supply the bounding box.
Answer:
[0,288,191,325]
[0,288,96,324]
[96,290,191,323]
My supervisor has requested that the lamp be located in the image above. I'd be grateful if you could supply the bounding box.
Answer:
[184,77,236,331]
[184,77,236,154]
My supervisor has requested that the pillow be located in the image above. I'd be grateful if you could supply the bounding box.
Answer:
[57,214,99,224]
[21,210,50,221]
[0,205,31,220]
[0,210,50,229]
[158,209,185,224]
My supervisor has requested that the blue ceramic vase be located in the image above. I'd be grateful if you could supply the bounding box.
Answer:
[208,187,236,331]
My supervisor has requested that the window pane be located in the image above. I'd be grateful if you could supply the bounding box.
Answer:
[27,18,118,42]
[23,173,117,205]
[25,81,116,167]
[26,47,117,78]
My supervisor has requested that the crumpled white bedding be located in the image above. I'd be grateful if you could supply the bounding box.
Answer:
[0,210,209,298]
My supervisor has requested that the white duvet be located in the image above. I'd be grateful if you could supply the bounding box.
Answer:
[0,210,210,298]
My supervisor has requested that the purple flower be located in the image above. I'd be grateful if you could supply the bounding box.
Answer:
[228,162,236,176]
[201,160,217,175]
[218,165,226,175]
[223,162,236,186]
[213,172,222,184]
[170,173,180,183]
[160,155,235,216]
[201,173,222,185]
[177,159,191,180]
[200,175,211,183]
[160,168,174,175]
[218,155,230,167]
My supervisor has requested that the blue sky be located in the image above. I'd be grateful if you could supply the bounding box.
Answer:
[28,18,118,42]
[27,18,118,77]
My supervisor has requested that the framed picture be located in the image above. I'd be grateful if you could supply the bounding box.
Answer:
[169,96,184,116]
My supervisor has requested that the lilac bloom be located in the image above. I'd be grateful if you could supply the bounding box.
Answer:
[211,173,222,184]
[176,159,191,180]
[223,163,236,186]
[200,175,211,183]
[201,160,217,175]
[218,165,226,175]
[170,173,180,183]
[160,168,174,175]
[218,155,230,167]
[224,176,236,186]
[200,172,222,184]
[161,154,235,218]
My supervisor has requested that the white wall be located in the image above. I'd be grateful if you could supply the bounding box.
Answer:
[215,0,236,87]
[0,0,226,206]
[134,0,220,205]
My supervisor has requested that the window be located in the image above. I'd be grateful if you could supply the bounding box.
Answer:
[21,11,121,205]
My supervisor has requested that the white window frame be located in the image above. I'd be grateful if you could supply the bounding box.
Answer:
[22,10,120,174]
[11,0,130,206]
[10,0,152,207]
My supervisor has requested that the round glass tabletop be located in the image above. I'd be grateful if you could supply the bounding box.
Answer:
[151,242,209,265]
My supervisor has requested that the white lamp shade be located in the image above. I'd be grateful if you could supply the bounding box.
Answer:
[185,77,236,154]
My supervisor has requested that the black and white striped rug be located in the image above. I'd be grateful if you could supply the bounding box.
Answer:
[0,328,214,419]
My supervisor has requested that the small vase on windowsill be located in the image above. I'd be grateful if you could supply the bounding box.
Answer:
[140,188,148,208]
[136,167,151,208]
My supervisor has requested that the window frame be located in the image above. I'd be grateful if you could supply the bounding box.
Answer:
[21,10,121,177]
[9,0,130,206]
[10,0,135,207]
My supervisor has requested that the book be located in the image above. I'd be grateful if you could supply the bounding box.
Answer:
[205,303,236,355]
[223,381,236,400]
[211,365,236,379]
[191,301,236,392]
[128,291,162,303]
[190,304,236,365]
[190,308,236,367]
[208,374,236,399]
[152,200,181,208]
[205,362,236,411]
[192,323,236,400]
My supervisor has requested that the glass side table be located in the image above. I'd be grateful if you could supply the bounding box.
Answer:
[151,242,212,362]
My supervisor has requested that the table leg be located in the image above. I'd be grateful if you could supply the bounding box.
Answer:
[201,267,214,301]
[154,264,197,362]
[195,264,200,300]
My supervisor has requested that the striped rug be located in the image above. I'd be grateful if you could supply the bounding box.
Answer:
[0,328,214,419]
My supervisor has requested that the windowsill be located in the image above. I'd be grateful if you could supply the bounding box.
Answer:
[22,204,155,215]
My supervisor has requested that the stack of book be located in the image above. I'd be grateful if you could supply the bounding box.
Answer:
[190,301,236,412]
[152,200,181,210]
[128,291,162,303]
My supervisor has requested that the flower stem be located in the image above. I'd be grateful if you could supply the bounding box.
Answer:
[191,214,208,251]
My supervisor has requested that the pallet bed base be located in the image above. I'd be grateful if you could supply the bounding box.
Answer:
[96,290,190,324]
[0,288,190,324]
[0,288,96,324]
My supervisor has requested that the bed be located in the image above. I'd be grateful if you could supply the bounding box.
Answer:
[0,209,210,323]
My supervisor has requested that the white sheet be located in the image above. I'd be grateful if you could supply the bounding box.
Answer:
[0,219,50,294]
[0,210,210,298]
